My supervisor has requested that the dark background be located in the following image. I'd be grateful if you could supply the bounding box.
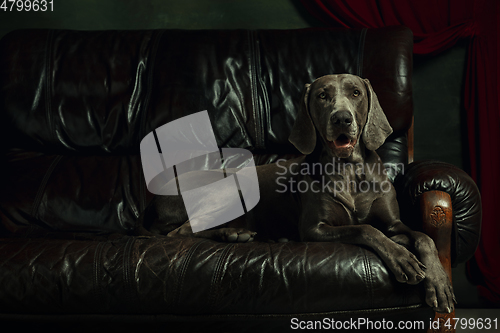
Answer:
[0,0,475,305]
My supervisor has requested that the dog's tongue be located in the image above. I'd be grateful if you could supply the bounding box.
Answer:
[334,135,352,148]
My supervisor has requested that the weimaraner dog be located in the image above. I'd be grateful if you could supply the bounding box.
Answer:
[138,74,456,314]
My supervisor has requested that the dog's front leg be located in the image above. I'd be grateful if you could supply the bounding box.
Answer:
[388,222,456,314]
[376,190,457,314]
[302,222,426,285]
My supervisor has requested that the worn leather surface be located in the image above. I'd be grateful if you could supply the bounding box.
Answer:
[0,234,424,315]
[0,26,415,235]
[0,26,480,317]
[0,27,413,154]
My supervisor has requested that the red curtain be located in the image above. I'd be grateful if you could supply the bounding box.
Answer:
[299,0,500,304]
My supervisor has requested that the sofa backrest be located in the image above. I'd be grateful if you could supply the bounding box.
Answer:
[0,27,413,235]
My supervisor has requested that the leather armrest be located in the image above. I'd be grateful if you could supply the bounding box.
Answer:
[393,160,482,266]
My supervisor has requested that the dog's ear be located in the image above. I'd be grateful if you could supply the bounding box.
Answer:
[362,79,393,151]
[289,83,316,155]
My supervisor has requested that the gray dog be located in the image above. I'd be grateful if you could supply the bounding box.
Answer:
[138,74,456,314]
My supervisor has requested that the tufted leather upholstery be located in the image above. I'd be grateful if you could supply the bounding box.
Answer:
[0,26,480,327]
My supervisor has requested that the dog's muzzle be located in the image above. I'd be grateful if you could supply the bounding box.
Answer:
[323,110,358,157]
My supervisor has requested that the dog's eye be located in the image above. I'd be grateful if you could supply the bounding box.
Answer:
[318,92,327,99]
[353,90,361,97]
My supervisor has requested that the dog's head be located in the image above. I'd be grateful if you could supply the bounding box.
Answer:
[289,74,393,159]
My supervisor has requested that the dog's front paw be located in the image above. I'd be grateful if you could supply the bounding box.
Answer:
[381,244,426,285]
[424,263,456,313]
[217,228,257,243]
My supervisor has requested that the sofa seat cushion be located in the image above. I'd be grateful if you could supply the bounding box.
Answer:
[0,235,424,315]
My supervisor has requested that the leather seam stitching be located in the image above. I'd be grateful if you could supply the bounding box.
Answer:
[123,237,141,312]
[172,239,208,309]
[44,30,55,143]
[254,34,268,149]
[248,31,262,149]
[0,304,425,321]
[208,243,234,311]
[362,250,374,308]
[92,241,105,311]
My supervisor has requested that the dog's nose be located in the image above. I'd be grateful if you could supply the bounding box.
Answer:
[331,110,353,127]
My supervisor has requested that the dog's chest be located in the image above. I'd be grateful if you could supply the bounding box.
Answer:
[322,168,383,223]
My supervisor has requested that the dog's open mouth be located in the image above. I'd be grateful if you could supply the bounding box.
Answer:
[327,134,356,150]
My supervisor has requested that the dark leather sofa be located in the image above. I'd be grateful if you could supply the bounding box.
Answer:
[0,26,481,332]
